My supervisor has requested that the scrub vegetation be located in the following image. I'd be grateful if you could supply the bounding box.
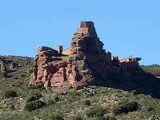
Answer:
[0,55,160,120]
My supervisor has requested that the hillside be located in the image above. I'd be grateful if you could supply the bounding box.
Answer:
[0,22,160,120]
[0,55,160,120]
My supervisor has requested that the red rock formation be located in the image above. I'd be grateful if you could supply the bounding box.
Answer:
[120,56,141,70]
[29,21,141,88]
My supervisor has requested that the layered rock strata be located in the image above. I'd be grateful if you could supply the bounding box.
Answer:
[29,21,141,88]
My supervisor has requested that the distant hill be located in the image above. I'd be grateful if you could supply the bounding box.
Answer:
[141,64,160,78]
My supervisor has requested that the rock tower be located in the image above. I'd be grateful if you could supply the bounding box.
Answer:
[29,21,141,88]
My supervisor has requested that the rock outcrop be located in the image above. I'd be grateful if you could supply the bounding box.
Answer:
[29,21,141,88]
[0,61,7,72]
[0,61,8,77]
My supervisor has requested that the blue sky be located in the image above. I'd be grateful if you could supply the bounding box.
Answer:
[0,0,160,65]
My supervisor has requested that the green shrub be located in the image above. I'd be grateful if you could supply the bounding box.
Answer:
[55,96,60,102]
[86,105,106,117]
[10,104,15,110]
[109,116,117,120]
[34,83,45,89]
[20,74,26,78]
[47,99,55,105]
[147,107,154,111]
[112,101,139,115]
[74,116,83,120]
[85,100,91,106]
[26,93,42,102]
[29,69,33,73]
[131,90,137,95]
[4,90,17,98]
[24,100,46,111]
[1,71,7,78]
[51,113,64,120]
[97,116,117,120]
[70,114,83,120]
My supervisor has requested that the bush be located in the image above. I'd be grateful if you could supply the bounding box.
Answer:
[20,74,26,78]
[55,96,60,102]
[34,83,45,89]
[70,114,83,120]
[47,99,55,106]
[85,100,91,106]
[4,90,17,98]
[0,71,8,78]
[97,116,117,120]
[112,101,139,115]
[110,116,117,120]
[147,107,154,111]
[74,116,83,120]
[29,69,33,73]
[26,93,42,102]
[131,90,137,95]
[10,104,15,110]
[24,100,46,111]
[86,105,106,117]
[51,113,64,120]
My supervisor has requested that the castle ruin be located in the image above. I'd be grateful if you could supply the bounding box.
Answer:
[29,21,141,88]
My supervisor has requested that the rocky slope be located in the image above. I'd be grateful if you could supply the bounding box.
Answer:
[0,56,160,120]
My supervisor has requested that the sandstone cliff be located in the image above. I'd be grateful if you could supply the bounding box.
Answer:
[29,21,141,88]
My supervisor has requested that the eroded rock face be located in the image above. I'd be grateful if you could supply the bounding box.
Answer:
[29,21,141,88]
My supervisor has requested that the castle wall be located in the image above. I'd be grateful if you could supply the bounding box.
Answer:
[62,48,71,55]
[80,21,94,28]
[57,45,63,54]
